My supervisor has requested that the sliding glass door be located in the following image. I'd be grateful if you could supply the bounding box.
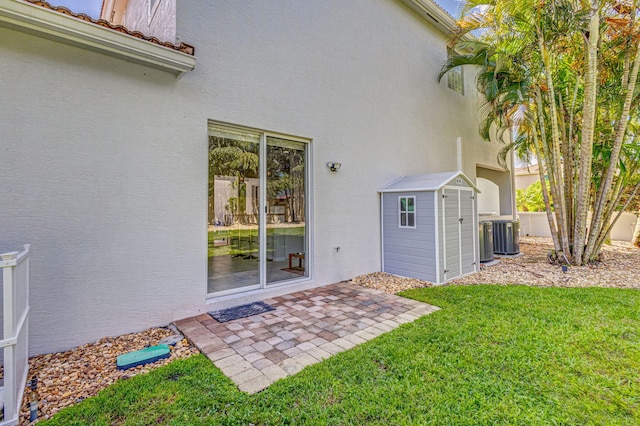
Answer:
[266,137,307,284]
[207,127,261,294]
[207,124,308,295]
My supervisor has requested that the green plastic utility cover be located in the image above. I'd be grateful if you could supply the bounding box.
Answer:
[116,344,170,370]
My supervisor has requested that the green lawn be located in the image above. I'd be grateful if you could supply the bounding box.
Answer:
[43,285,640,425]
[208,227,304,257]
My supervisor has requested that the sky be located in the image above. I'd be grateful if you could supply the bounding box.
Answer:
[50,0,464,22]
[436,0,465,18]
[50,0,464,20]
[53,0,102,17]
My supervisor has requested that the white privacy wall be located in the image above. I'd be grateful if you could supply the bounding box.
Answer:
[519,212,638,242]
[0,0,505,354]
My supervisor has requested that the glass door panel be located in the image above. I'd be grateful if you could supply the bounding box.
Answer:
[266,137,307,284]
[208,127,261,294]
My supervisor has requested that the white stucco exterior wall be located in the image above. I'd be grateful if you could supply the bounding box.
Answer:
[516,173,539,190]
[477,178,500,214]
[0,29,201,355]
[1,0,508,355]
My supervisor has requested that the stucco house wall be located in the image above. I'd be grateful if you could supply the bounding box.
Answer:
[515,165,542,191]
[516,173,539,190]
[476,178,500,214]
[1,0,509,355]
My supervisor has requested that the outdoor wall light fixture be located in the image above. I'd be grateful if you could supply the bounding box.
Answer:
[327,162,342,172]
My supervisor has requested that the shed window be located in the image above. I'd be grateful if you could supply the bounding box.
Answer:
[399,196,416,228]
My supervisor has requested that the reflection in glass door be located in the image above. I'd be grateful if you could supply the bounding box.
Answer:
[207,127,261,294]
[207,124,309,296]
[266,137,307,284]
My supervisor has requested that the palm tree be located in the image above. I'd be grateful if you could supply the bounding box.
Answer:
[441,0,640,264]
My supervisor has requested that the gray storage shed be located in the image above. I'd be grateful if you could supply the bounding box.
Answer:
[379,171,480,284]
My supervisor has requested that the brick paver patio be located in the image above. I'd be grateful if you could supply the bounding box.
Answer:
[174,281,439,393]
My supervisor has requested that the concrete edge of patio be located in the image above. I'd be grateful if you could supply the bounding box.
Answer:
[175,282,440,394]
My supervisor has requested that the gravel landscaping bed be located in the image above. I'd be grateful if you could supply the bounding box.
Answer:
[21,327,198,424]
[354,237,640,293]
[353,271,433,294]
[452,236,640,289]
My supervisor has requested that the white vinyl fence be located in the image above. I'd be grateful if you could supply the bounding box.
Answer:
[518,212,638,242]
[0,245,30,425]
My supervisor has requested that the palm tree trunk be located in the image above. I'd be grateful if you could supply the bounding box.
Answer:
[573,2,600,265]
[567,81,579,242]
[537,28,571,261]
[585,42,640,261]
[535,85,569,258]
[558,91,574,245]
[533,127,561,252]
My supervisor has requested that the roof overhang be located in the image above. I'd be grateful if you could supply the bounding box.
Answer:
[399,0,458,35]
[0,0,196,76]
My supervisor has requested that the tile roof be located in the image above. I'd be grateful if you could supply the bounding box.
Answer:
[24,0,194,56]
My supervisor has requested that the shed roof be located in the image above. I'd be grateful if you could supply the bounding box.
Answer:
[378,171,480,193]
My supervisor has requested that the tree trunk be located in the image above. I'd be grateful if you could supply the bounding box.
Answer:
[573,2,600,265]
[559,91,574,245]
[585,42,640,261]
[537,29,571,260]
[633,217,640,247]
[534,88,565,255]
[533,127,561,252]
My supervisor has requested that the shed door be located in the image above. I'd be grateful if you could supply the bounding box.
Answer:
[443,188,461,279]
[443,187,477,281]
[460,189,476,275]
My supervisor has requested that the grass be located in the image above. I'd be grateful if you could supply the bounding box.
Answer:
[42,285,640,425]
[208,227,303,257]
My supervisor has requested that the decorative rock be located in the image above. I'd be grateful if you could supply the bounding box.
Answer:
[352,272,432,294]
[19,327,199,423]
[354,237,640,293]
[451,237,640,289]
